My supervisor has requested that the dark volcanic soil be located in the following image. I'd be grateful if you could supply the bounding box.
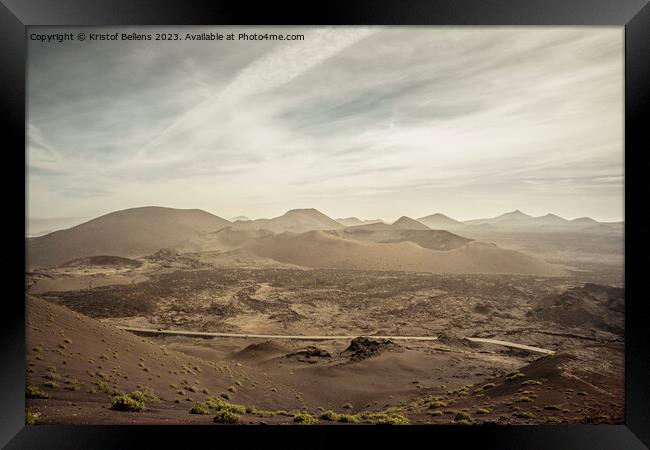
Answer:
[25,289,623,426]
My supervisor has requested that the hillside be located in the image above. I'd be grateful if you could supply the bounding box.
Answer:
[24,295,290,424]
[27,207,231,268]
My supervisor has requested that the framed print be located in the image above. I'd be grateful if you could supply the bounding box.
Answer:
[1,0,648,448]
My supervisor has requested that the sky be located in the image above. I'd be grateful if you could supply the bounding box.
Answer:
[27,26,624,226]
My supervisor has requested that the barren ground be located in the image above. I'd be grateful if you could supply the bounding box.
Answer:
[25,246,624,426]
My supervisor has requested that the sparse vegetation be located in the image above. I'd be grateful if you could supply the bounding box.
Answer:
[205,397,246,414]
[25,410,39,425]
[425,397,447,409]
[190,403,210,415]
[63,378,81,391]
[26,385,49,399]
[338,414,359,423]
[448,385,471,396]
[213,410,240,424]
[504,371,525,382]
[320,410,340,421]
[110,393,146,412]
[521,380,543,386]
[293,411,318,425]
[454,411,474,424]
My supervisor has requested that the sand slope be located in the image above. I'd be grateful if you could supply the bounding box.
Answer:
[27,207,231,268]
[245,230,565,276]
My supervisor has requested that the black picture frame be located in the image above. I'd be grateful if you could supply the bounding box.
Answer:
[2,0,648,448]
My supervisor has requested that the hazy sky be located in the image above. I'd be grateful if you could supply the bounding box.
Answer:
[27,27,624,223]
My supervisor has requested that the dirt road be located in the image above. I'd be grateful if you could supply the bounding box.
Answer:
[116,326,555,355]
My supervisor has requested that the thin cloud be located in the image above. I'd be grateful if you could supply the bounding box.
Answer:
[27,27,623,222]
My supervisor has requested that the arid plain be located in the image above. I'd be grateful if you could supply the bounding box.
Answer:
[25,206,624,425]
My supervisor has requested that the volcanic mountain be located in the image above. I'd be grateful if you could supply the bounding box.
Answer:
[230,208,344,233]
[336,217,384,227]
[462,210,612,233]
[417,213,465,230]
[346,216,429,232]
[27,207,231,267]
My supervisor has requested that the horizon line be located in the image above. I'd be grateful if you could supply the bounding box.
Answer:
[26,204,625,226]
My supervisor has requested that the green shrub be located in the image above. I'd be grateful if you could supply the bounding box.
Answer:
[482,383,496,390]
[213,410,240,423]
[513,411,535,419]
[43,380,59,389]
[190,403,210,415]
[110,393,146,412]
[338,414,359,423]
[476,408,491,415]
[205,397,246,414]
[454,412,473,423]
[293,412,318,425]
[129,387,160,403]
[25,410,38,425]
[44,372,60,382]
[26,385,48,399]
[428,410,443,416]
[366,412,410,425]
[427,400,447,408]
[63,381,80,391]
[320,410,340,421]
[504,371,525,382]
[249,407,274,417]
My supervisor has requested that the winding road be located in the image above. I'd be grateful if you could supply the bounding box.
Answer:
[116,326,555,355]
